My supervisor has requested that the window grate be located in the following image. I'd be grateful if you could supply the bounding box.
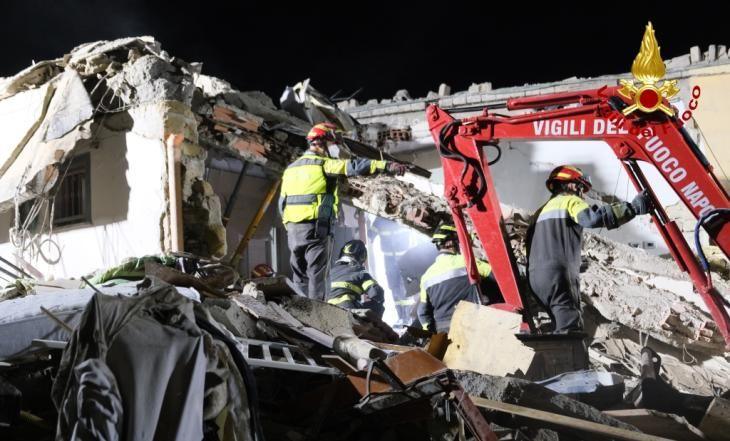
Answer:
[53,153,91,227]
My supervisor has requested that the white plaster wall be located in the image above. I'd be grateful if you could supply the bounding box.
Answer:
[0,129,167,279]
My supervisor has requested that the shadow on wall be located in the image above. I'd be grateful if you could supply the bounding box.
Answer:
[206,163,280,276]
[89,124,131,226]
[0,123,132,247]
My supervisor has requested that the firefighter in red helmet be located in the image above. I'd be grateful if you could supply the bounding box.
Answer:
[279,123,408,300]
[526,165,653,332]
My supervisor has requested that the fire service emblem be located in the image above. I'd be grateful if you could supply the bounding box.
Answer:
[618,22,679,116]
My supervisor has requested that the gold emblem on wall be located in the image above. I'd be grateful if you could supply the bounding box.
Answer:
[618,22,679,116]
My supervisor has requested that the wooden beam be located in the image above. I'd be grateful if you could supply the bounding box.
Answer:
[469,396,674,441]
[165,133,184,252]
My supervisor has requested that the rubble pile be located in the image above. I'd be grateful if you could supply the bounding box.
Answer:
[4,260,728,440]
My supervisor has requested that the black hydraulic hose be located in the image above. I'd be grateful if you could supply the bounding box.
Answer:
[485,142,502,166]
[694,208,730,293]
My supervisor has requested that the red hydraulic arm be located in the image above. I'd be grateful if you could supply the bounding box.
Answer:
[426,85,730,345]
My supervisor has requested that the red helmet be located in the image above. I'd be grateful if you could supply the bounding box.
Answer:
[306,122,339,143]
[251,263,275,278]
[546,165,592,192]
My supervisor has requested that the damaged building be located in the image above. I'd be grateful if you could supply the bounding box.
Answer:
[1,34,730,441]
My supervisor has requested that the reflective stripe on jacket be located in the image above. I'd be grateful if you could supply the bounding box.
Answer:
[417,252,497,332]
[526,193,635,271]
[327,260,384,306]
[279,152,387,225]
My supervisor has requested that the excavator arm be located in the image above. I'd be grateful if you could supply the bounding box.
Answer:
[426,85,730,345]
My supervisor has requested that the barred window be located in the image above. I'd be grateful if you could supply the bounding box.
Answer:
[53,153,91,227]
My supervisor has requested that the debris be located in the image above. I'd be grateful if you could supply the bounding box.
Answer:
[470,397,665,441]
[626,347,713,425]
[699,397,730,441]
[606,409,708,441]
[537,370,625,410]
[443,301,535,377]
[455,370,635,432]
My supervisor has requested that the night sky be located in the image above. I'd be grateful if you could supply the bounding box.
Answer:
[1,1,726,102]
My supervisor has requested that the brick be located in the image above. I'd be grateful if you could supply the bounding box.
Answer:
[230,135,266,157]
[212,104,262,132]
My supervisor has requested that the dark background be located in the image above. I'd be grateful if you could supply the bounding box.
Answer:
[1,1,726,101]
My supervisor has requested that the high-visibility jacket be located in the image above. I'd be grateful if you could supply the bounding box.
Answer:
[417,252,500,333]
[526,193,635,272]
[327,258,384,307]
[279,151,387,225]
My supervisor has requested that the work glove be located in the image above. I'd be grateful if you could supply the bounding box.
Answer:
[630,190,654,215]
[385,162,408,176]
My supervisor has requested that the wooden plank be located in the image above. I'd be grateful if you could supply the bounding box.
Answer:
[470,396,674,441]
[426,332,449,360]
[700,397,730,441]
[443,302,534,376]
[605,409,708,441]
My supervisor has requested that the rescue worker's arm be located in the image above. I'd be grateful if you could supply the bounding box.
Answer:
[567,192,652,230]
[476,260,503,304]
[322,157,405,178]
[360,273,385,304]
[417,283,436,332]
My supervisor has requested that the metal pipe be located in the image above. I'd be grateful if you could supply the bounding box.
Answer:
[229,179,281,267]
[0,255,32,279]
[40,306,74,333]
[81,276,104,295]
[0,265,19,280]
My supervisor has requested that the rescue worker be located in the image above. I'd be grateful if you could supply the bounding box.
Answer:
[327,240,385,318]
[279,122,407,300]
[526,165,653,332]
[418,222,502,333]
[367,217,415,324]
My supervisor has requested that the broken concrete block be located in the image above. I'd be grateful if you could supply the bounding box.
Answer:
[690,46,702,64]
[392,89,411,102]
[438,83,451,97]
[443,302,535,377]
[719,45,728,59]
[205,298,259,338]
[455,370,637,438]
[193,74,232,97]
[708,45,717,61]
[43,69,94,141]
